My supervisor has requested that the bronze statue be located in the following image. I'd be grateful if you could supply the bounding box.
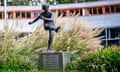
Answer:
[28,4,60,51]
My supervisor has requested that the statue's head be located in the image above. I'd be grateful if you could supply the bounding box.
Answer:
[42,4,49,11]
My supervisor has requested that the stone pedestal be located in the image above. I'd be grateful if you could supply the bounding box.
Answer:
[38,52,70,70]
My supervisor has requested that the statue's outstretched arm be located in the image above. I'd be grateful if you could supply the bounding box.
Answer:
[29,15,41,25]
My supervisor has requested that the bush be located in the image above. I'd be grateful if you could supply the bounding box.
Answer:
[0,53,39,72]
[67,47,120,72]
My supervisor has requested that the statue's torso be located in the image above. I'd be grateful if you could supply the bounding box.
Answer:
[40,12,54,30]
[40,12,53,23]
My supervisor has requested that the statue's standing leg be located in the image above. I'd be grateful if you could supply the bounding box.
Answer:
[47,30,55,51]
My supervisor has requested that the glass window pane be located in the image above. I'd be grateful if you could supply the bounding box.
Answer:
[63,11,66,17]
[116,5,120,12]
[70,9,74,16]
[0,12,2,19]
[98,7,102,14]
[58,11,61,17]
[7,12,13,19]
[16,12,21,18]
[75,9,79,15]
[80,9,83,16]
[105,6,110,13]
[22,12,26,18]
[111,6,114,13]
[87,8,92,15]
[26,12,31,18]
[93,8,97,14]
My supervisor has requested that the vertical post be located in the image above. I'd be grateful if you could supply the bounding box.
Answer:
[82,8,86,16]
[66,9,70,17]
[31,11,34,19]
[4,0,7,21]
[102,6,105,14]
[13,11,16,19]
[109,6,111,13]
[114,5,116,13]
[96,8,98,15]
[108,28,111,39]
[105,28,108,47]
[83,8,88,16]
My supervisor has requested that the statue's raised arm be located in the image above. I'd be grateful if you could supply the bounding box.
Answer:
[28,15,41,25]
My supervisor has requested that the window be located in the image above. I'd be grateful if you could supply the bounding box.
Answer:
[87,7,103,15]
[80,9,83,16]
[111,6,115,13]
[57,10,66,17]
[26,12,31,18]
[16,11,31,19]
[2,13,4,19]
[58,10,62,17]
[7,12,13,19]
[70,9,74,16]
[87,8,92,15]
[111,28,120,38]
[105,6,110,13]
[93,8,97,14]
[116,5,120,12]
[63,11,66,17]
[98,7,102,14]
[0,12,2,19]
[22,12,26,18]
[75,9,79,15]
[16,12,21,18]
[70,9,80,16]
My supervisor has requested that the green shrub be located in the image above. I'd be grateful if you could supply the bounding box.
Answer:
[67,47,120,72]
[0,54,38,72]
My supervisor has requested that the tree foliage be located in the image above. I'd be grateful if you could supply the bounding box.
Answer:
[9,0,29,6]
[1,0,99,6]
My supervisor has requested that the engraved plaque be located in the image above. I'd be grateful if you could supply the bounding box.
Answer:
[43,55,59,69]
[39,52,70,70]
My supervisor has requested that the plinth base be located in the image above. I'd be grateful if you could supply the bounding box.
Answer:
[38,52,70,70]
